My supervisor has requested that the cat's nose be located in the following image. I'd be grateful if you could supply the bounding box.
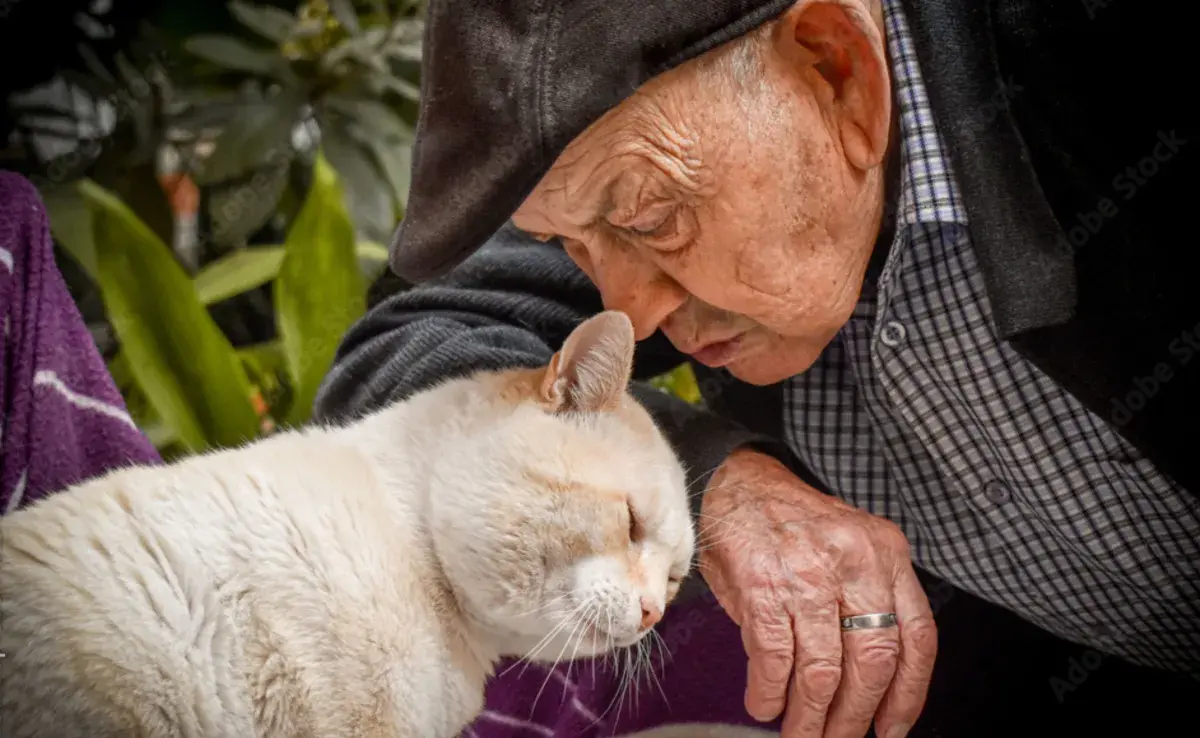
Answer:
[639,597,662,631]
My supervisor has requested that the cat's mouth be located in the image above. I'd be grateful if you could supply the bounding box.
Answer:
[579,622,645,651]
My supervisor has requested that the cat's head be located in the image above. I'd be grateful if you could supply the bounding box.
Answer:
[429,311,695,660]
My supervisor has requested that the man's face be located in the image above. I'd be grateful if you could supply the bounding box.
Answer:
[512,3,892,385]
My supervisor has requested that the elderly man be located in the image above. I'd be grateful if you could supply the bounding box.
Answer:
[314,0,1199,735]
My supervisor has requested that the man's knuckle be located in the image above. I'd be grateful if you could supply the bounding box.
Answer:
[746,594,785,625]
[904,616,939,660]
[875,519,910,555]
[855,641,901,684]
[796,658,842,700]
[825,522,872,557]
[757,650,795,685]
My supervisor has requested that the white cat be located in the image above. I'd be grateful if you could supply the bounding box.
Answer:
[0,311,696,738]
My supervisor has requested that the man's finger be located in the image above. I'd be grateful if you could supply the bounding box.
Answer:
[779,605,842,738]
[822,571,900,738]
[742,599,796,722]
[874,566,937,738]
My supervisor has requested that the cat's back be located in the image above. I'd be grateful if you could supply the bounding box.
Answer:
[0,428,459,738]
[0,447,275,737]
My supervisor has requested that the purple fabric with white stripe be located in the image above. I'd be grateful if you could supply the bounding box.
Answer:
[0,170,161,514]
[0,169,764,735]
[464,586,776,737]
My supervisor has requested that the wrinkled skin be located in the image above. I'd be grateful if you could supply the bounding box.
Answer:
[701,451,936,738]
[511,1,937,737]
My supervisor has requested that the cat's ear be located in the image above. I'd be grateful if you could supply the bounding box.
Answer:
[540,311,636,413]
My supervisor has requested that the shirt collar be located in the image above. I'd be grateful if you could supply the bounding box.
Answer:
[881,0,969,228]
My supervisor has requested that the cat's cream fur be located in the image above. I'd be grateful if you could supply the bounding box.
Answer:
[0,311,696,738]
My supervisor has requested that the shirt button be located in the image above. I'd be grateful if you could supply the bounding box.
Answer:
[879,321,907,347]
[983,480,1011,504]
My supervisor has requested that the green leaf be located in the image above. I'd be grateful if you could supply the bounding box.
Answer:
[324,94,412,143]
[356,240,389,263]
[184,34,289,77]
[75,43,117,85]
[324,95,413,209]
[238,340,286,380]
[143,420,181,449]
[41,183,98,282]
[650,363,703,405]
[113,52,146,94]
[79,179,260,451]
[328,0,362,35]
[194,242,392,306]
[194,91,303,185]
[274,151,366,426]
[228,1,297,43]
[110,351,178,450]
[237,340,288,414]
[367,137,412,214]
[317,113,396,242]
[194,246,286,305]
[372,72,421,101]
[384,40,422,63]
[206,159,292,247]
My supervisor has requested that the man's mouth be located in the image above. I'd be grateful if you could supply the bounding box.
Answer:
[687,333,745,368]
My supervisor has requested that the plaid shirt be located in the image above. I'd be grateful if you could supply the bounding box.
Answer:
[783,0,1200,674]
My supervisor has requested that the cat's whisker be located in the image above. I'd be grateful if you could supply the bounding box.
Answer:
[604,608,617,675]
[617,645,637,719]
[506,613,571,671]
[693,509,756,529]
[503,596,590,681]
[596,646,628,722]
[694,522,752,544]
[560,599,596,709]
[693,512,754,537]
[507,593,569,620]
[682,461,728,494]
[644,630,671,709]
[617,644,636,719]
[529,595,596,717]
[567,598,600,666]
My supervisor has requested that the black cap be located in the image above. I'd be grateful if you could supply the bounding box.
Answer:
[390,0,795,283]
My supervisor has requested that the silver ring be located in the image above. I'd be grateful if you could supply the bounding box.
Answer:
[840,612,898,631]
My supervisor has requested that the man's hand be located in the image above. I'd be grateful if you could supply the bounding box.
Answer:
[699,449,937,738]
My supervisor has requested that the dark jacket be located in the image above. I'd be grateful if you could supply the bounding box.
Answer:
[314,0,1198,499]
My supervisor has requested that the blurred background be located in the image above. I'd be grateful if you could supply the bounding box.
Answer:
[0,0,699,462]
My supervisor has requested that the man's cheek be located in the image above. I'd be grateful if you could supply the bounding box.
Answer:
[734,241,803,299]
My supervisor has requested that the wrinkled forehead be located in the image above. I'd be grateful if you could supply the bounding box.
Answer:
[515,73,703,230]
[514,108,643,232]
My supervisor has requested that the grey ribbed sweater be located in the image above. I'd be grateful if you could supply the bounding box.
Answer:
[312,222,777,502]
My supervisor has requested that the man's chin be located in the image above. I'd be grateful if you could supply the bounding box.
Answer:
[725,350,822,386]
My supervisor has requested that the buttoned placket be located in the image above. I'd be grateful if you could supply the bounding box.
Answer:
[869,226,1018,563]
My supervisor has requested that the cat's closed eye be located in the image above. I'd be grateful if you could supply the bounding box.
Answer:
[627,500,644,543]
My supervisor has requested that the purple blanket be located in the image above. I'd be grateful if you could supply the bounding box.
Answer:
[0,171,161,513]
[465,585,779,737]
[0,169,768,737]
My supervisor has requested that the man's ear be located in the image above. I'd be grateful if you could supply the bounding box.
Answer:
[772,0,891,171]
[540,311,636,413]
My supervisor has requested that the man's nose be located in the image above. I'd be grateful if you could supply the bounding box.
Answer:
[594,253,687,340]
